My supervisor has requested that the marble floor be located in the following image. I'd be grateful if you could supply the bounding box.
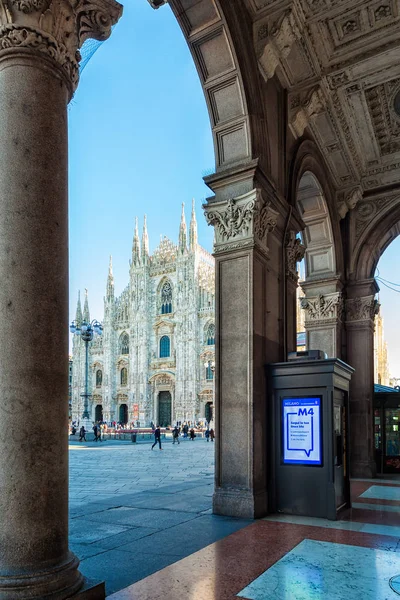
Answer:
[107,477,400,599]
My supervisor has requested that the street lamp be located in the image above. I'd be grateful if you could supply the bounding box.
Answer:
[70,318,103,430]
[204,360,216,425]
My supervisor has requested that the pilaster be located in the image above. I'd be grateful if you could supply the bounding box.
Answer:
[346,280,380,478]
[204,166,285,519]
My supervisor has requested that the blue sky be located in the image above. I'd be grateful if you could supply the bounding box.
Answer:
[68,0,214,326]
[68,1,400,375]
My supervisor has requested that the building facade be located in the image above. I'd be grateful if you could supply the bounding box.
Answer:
[71,202,215,427]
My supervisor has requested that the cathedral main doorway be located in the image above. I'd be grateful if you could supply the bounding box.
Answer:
[95,404,103,422]
[158,391,172,427]
[119,404,128,425]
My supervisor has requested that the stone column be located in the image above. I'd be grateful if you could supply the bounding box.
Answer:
[285,230,305,353]
[299,284,344,358]
[204,176,281,519]
[0,1,122,598]
[346,281,379,478]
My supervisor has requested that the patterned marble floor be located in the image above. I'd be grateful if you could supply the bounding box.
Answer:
[108,479,400,599]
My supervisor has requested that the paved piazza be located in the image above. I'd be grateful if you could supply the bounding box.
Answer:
[68,438,250,596]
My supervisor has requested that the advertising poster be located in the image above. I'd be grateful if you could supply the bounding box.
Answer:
[282,397,322,465]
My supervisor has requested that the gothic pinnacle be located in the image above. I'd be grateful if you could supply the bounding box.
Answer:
[83,288,90,322]
[75,290,83,325]
[142,214,149,259]
[190,198,198,251]
[132,216,141,265]
[179,202,187,254]
[107,255,114,299]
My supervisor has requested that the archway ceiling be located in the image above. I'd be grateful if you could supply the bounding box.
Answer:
[151,0,400,201]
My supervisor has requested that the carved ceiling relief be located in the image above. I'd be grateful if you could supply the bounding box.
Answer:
[337,186,363,219]
[204,189,278,256]
[289,86,325,139]
[353,195,395,243]
[0,0,122,92]
[300,293,344,324]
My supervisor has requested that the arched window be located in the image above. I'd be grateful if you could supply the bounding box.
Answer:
[160,281,173,314]
[120,367,127,386]
[205,363,214,380]
[160,335,170,358]
[96,369,102,387]
[206,323,215,346]
[120,333,129,355]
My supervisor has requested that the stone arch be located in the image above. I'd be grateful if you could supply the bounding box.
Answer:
[204,321,215,345]
[119,331,129,355]
[157,277,173,315]
[352,197,400,281]
[163,0,268,173]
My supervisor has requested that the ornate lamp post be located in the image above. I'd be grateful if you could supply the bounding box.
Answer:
[204,359,216,424]
[70,318,103,430]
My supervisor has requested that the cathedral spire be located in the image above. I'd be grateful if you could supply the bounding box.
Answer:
[142,214,149,260]
[132,216,141,266]
[189,198,198,251]
[178,202,187,254]
[107,255,114,300]
[83,288,90,323]
[75,290,83,326]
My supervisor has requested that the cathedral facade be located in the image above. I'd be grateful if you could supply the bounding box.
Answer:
[71,202,215,427]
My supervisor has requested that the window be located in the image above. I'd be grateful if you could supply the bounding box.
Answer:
[205,364,214,380]
[120,367,127,386]
[206,323,215,346]
[161,281,173,314]
[160,335,170,358]
[120,333,129,355]
[96,369,102,387]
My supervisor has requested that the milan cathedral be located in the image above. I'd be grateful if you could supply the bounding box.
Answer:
[71,201,215,427]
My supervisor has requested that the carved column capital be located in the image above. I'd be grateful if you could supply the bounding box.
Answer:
[285,230,305,282]
[346,295,380,323]
[300,292,344,325]
[204,188,279,257]
[256,8,303,82]
[0,0,123,94]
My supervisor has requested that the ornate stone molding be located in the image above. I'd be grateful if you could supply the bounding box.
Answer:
[256,8,303,82]
[204,188,279,256]
[289,86,325,139]
[285,230,305,282]
[300,292,344,324]
[0,0,123,93]
[337,186,363,219]
[346,295,380,322]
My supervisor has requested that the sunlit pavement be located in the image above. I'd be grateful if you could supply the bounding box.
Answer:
[68,438,250,596]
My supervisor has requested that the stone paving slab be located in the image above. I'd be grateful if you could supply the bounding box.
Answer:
[69,439,250,597]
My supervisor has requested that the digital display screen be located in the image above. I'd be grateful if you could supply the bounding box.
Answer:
[282,397,322,465]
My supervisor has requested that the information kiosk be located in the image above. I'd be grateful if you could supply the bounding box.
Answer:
[268,355,354,520]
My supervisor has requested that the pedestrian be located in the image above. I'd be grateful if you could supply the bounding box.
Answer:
[79,426,86,442]
[98,423,103,442]
[93,424,98,442]
[210,428,215,442]
[172,426,180,445]
[205,427,210,442]
[151,425,162,450]
[190,428,195,441]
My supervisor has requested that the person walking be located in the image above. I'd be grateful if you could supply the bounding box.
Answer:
[172,426,180,445]
[205,427,210,442]
[210,428,215,442]
[190,428,195,441]
[79,426,86,442]
[93,424,98,442]
[151,425,162,450]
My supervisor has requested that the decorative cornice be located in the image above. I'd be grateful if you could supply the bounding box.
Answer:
[285,230,305,282]
[0,0,123,93]
[300,292,344,323]
[256,8,303,82]
[289,86,325,139]
[204,188,279,256]
[346,295,380,322]
[337,186,363,219]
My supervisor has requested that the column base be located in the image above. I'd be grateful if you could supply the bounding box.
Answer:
[213,486,268,519]
[351,459,377,479]
[0,552,82,600]
[70,578,105,599]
